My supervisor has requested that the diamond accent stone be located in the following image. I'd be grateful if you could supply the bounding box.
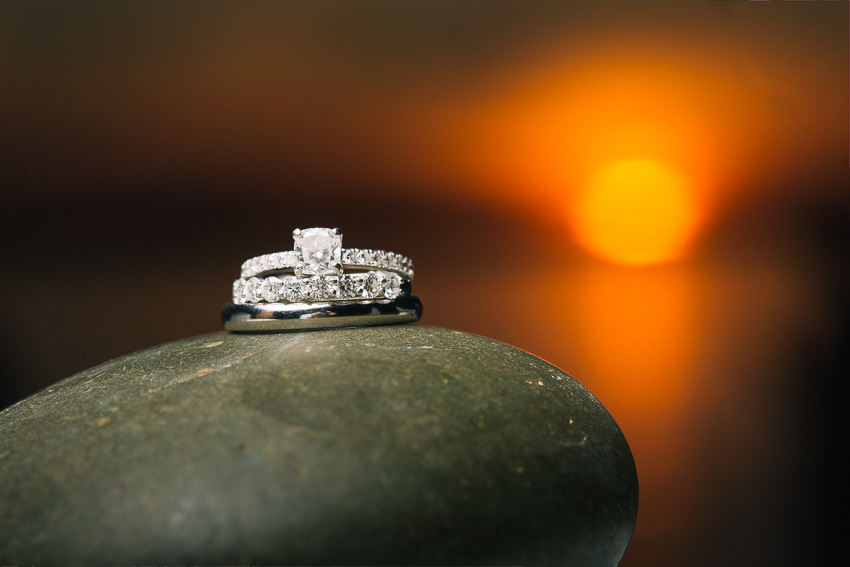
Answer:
[315,275,339,300]
[261,277,283,303]
[282,278,301,302]
[300,277,319,301]
[245,277,261,303]
[364,272,383,298]
[340,274,364,298]
[384,274,403,299]
[294,228,342,276]
[233,279,245,304]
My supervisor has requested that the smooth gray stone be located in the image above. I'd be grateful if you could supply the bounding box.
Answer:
[0,325,637,566]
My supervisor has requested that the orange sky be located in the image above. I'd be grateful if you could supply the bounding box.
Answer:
[2,3,845,211]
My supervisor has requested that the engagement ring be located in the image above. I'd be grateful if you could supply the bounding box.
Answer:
[241,227,414,280]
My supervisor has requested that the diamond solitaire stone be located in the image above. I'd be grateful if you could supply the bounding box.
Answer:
[294,228,342,277]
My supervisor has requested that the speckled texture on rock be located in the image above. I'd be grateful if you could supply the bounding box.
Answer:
[0,325,638,566]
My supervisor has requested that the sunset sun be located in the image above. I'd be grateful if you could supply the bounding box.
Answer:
[572,159,698,265]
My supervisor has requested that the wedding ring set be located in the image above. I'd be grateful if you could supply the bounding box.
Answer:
[223,228,422,332]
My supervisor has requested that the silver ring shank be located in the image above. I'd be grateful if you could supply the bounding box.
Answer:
[222,295,422,332]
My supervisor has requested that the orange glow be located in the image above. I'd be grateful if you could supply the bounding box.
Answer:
[564,263,703,540]
[429,40,792,229]
[567,264,699,413]
[572,159,698,265]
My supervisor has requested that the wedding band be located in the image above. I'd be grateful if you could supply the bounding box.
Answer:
[222,295,423,332]
[233,271,410,305]
[241,227,414,280]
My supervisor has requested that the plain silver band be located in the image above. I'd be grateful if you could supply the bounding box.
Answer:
[222,295,423,332]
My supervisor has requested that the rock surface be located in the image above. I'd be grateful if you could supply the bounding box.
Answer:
[0,325,637,566]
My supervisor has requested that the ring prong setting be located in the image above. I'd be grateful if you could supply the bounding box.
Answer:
[292,227,343,276]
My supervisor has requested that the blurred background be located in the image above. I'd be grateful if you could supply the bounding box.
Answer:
[1,1,847,565]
